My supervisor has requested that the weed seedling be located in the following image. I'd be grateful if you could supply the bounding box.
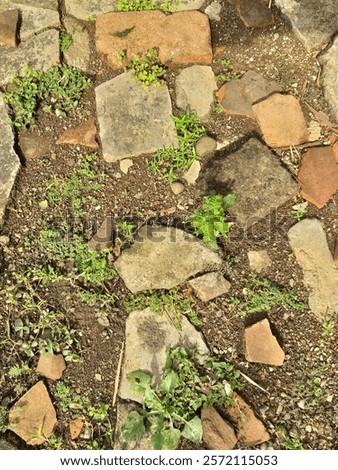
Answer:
[60,31,73,53]
[147,111,206,181]
[291,202,308,221]
[125,49,165,88]
[187,194,235,247]
[117,0,177,11]
[216,58,241,84]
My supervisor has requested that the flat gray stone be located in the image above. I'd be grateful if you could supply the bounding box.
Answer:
[176,65,217,121]
[0,94,20,228]
[288,219,338,322]
[95,72,178,162]
[177,0,206,10]
[198,138,298,227]
[204,2,222,21]
[0,1,58,10]
[64,17,91,73]
[189,271,231,302]
[14,4,59,41]
[217,70,281,119]
[114,225,223,293]
[195,135,217,157]
[248,250,272,273]
[319,36,338,124]
[0,29,59,86]
[274,0,338,52]
[119,308,209,402]
[65,0,118,20]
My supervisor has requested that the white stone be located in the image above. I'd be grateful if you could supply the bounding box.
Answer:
[204,2,222,21]
[183,160,201,184]
[119,158,133,174]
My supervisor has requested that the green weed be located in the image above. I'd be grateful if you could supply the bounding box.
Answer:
[117,0,177,12]
[215,58,241,84]
[147,111,206,181]
[60,31,73,53]
[116,221,135,242]
[322,319,335,337]
[187,194,235,247]
[8,364,32,378]
[291,202,308,222]
[123,348,243,449]
[125,49,165,88]
[281,433,305,450]
[3,65,91,128]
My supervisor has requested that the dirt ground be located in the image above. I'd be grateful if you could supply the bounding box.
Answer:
[0,1,337,450]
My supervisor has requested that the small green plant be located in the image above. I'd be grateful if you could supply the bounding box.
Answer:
[125,49,165,88]
[117,0,177,12]
[60,31,73,53]
[322,319,335,337]
[187,194,235,247]
[147,111,206,181]
[239,274,306,315]
[124,288,201,329]
[215,103,223,113]
[123,348,243,449]
[216,58,241,84]
[87,15,95,21]
[291,202,308,221]
[88,403,110,421]
[117,49,126,61]
[8,363,32,378]
[45,153,105,216]
[3,65,91,128]
[116,221,135,242]
[281,433,305,450]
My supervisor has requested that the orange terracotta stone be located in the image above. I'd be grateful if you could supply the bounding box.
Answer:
[69,418,85,440]
[201,406,237,450]
[56,118,99,149]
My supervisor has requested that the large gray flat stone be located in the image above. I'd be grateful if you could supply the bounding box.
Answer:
[119,308,209,402]
[13,4,59,41]
[198,138,298,227]
[0,94,20,228]
[64,18,91,73]
[319,36,338,124]
[95,72,178,162]
[0,29,59,86]
[115,225,223,293]
[0,1,57,10]
[274,0,338,52]
[288,219,338,322]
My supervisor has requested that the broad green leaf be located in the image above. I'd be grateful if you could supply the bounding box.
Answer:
[123,410,145,443]
[181,416,203,444]
[127,370,152,395]
[159,370,179,393]
[151,427,181,450]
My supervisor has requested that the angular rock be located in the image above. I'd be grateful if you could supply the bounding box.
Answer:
[217,70,281,119]
[308,120,322,142]
[0,9,19,47]
[20,132,50,160]
[175,65,217,121]
[64,17,91,74]
[334,142,338,163]
[114,403,153,450]
[198,138,298,227]
[298,147,338,208]
[204,2,222,21]
[36,353,66,380]
[252,93,309,147]
[95,11,212,70]
[170,181,184,195]
[56,119,99,149]
[176,0,206,10]
[0,94,20,228]
[274,0,338,52]
[288,219,338,321]
[225,392,270,446]
[14,5,59,42]
[201,406,237,450]
[236,0,274,28]
[69,418,84,440]
[65,0,118,20]
[0,29,59,86]
[119,159,133,174]
[8,381,57,445]
[183,160,201,185]
[119,308,209,402]
[195,135,217,157]
[189,271,231,302]
[248,250,272,273]
[319,36,338,124]
[244,318,285,366]
[95,72,178,162]
[114,225,222,293]
[88,216,113,251]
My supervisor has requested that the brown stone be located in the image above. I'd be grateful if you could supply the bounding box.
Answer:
[56,118,99,149]
[95,11,212,70]
[217,70,281,118]
[69,418,85,440]
[334,236,338,268]
[8,381,57,445]
[237,0,274,28]
[20,132,50,160]
[0,9,19,48]
[333,141,338,163]
[252,93,309,147]
[88,216,113,251]
[244,318,285,366]
[36,353,66,380]
[225,393,270,446]
[298,147,338,208]
[201,406,237,450]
